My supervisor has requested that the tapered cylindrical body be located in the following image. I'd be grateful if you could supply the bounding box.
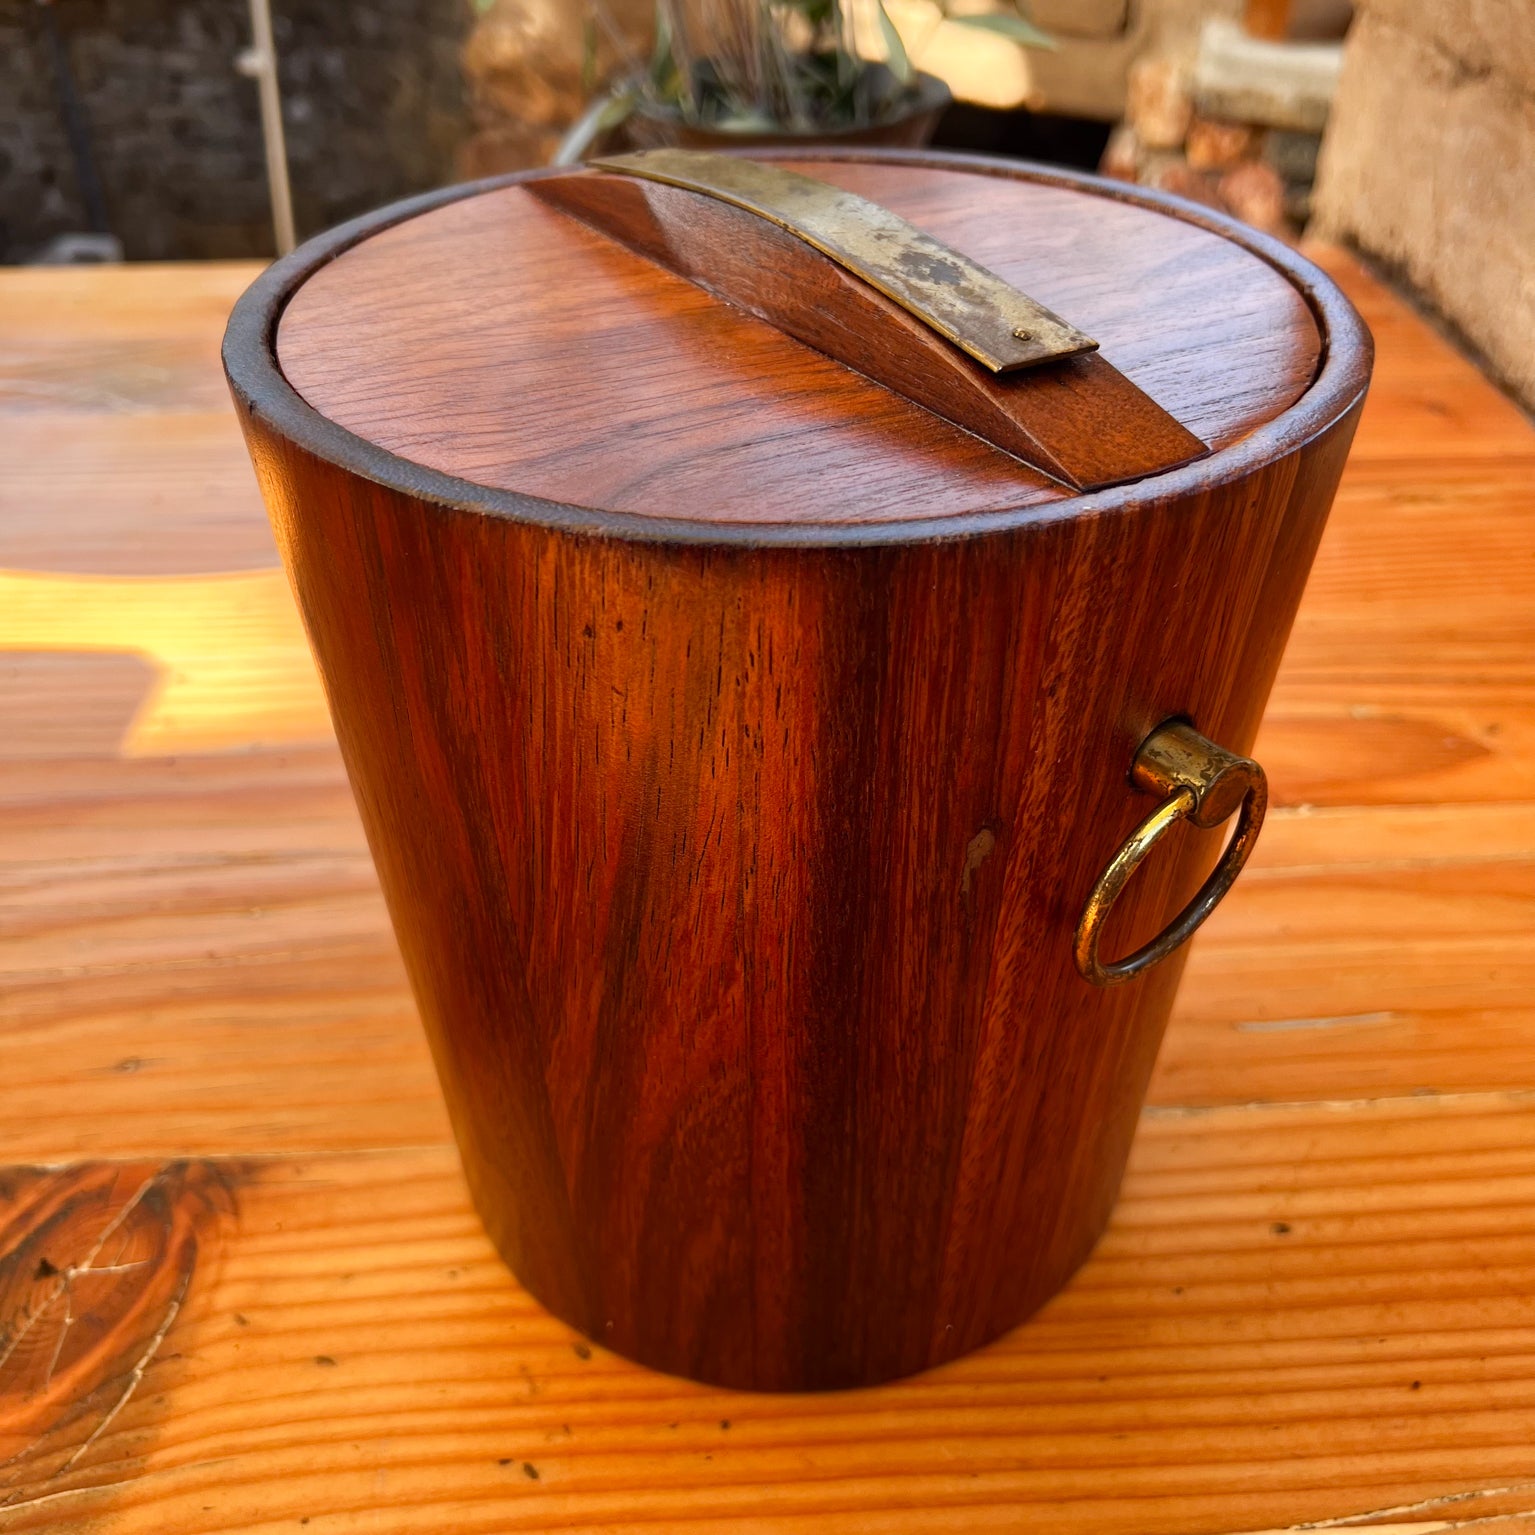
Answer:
[227,152,1370,1389]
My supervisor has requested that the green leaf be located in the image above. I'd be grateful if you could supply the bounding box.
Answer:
[874,1,913,83]
[648,4,691,112]
[648,6,669,78]
[595,85,641,131]
[944,10,1057,48]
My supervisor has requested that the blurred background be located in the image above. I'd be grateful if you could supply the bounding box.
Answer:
[3,5,1535,1526]
[8,0,1529,409]
[4,0,1349,258]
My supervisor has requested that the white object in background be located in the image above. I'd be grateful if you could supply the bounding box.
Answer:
[236,0,297,256]
[31,232,125,264]
[1194,17,1344,133]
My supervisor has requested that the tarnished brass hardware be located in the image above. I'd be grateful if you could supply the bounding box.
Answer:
[1074,721,1267,987]
[590,149,1099,373]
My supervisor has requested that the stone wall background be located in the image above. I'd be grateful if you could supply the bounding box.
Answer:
[0,0,472,263]
[1313,0,1535,409]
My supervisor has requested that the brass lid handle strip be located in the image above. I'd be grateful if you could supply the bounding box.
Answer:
[527,150,1209,491]
[1074,721,1268,987]
[589,149,1097,373]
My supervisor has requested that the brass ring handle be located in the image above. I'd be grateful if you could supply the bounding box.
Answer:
[1074,721,1268,987]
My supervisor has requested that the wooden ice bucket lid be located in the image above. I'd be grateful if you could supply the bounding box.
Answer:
[248,150,1349,532]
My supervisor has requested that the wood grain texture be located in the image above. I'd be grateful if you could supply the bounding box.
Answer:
[524,169,1209,490]
[9,1097,1535,1533]
[233,154,1367,1390]
[0,264,272,577]
[0,247,1525,1146]
[275,159,1319,526]
[0,1161,240,1515]
[0,746,444,1160]
[0,567,326,755]
[2,241,1534,1530]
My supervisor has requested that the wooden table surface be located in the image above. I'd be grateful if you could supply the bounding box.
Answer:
[1,248,1533,1534]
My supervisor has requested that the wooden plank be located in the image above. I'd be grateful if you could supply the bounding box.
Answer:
[0,415,273,577]
[1300,465,1535,645]
[0,262,257,350]
[0,264,273,576]
[0,568,328,756]
[1,249,1533,1158]
[1,233,1535,1530]
[0,261,256,420]
[0,654,156,760]
[6,1093,1535,1532]
[1253,801,1535,870]
[7,788,1534,1156]
[1249,296,1535,804]
[1303,246,1535,467]
[0,747,445,1162]
[1151,800,1535,1104]
[1256,683,1535,808]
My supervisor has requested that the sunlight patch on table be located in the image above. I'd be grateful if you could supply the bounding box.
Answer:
[0,568,331,755]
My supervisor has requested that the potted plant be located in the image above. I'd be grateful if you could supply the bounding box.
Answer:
[555,0,1053,161]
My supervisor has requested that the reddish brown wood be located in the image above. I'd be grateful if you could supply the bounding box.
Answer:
[524,169,1209,491]
[274,159,1322,527]
[228,152,1370,1390]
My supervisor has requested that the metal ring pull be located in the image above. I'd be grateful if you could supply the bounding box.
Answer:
[1074,721,1268,987]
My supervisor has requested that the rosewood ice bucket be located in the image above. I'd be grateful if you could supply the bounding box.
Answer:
[225,148,1371,1390]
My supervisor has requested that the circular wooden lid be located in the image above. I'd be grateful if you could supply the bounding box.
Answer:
[270,155,1327,531]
